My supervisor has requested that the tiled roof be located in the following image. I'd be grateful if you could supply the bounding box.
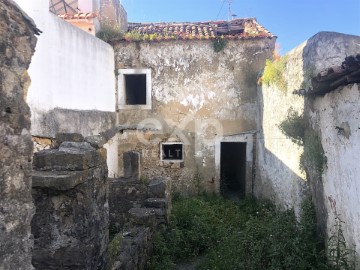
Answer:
[126,18,274,41]
[293,54,360,96]
[58,13,98,20]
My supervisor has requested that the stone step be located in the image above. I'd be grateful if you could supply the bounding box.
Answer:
[144,198,168,209]
[32,170,87,191]
[33,142,106,171]
[128,208,156,227]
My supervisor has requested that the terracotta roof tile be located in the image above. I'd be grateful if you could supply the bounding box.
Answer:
[293,54,360,96]
[125,18,274,41]
[58,13,98,20]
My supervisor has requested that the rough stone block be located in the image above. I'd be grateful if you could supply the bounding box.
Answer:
[144,198,168,209]
[147,178,167,198]
[85,134,107,149]
[55,132,84,146]
[32,165,109,270]
[128,208,156,227]
[32,170,87,191]
[123,151,142,181]
[109,179,148,230]
[33,143,104,171]
[110,227,152,270]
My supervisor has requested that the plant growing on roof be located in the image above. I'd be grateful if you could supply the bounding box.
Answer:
[213,36,228,52]
[96,20,123,42]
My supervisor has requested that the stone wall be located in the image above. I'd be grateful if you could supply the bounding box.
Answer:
[257,31,360,261]
[109,151,171,269]
[0,1,38,269]
[31,134,109,269]
[256,42,308,216]
[114,38,275,194]
[307,82,360,260]
[14,0,119,177]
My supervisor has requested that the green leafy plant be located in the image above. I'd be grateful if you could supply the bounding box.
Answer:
[149,195,329,269]
[300,129,327,174]
[327,215,357,270]
[262,56,288,93]
[213,37,228,52]
[123,30,143,41]
[278,108,305,145]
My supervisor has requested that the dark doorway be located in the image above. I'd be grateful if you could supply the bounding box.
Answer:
[220,142,247,200]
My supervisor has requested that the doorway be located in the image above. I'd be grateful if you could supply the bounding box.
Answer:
[220,142,247,200]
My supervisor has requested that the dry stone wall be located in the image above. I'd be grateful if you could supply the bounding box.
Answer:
[31,134,109,269]
[0,1,38,269]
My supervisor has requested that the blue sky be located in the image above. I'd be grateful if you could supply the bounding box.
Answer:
[120,0,360,54]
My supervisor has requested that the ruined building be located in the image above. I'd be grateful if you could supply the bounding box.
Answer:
[1,0,360,268]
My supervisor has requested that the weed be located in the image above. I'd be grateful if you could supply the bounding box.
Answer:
[262,56,288,93]
[278,108,305,145]
[327,215,357,270]
[213,37,228,52]
[300,129,327,174]
[96,21,123,42]
[106,233,123,270]
[149,195,329,269]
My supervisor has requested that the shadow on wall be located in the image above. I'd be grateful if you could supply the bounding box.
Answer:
[301,32,360,259]
[255,101,309,218]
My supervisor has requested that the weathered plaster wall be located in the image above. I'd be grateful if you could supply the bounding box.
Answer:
[308,82,360,260]
[114,38,275,193]
[257,32,360,259]
[15,0,116,137]
[15,0,119,177]
[256,42,308,216]
[0,1,37,269]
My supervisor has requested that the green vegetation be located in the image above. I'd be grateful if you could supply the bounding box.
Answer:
[149,195,331,270]
[107,233,123,270]
[328,215,357,269]
[278,108,305,145]
[96,23,123,42]
[262,56,288,93]
[278,111,327,174]
[213,37,228,52]
[300,129,327,174]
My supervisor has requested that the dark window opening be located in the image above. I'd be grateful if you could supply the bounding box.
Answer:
[125,74,147,105]
[220,142,246,200]
[162,143,183,161]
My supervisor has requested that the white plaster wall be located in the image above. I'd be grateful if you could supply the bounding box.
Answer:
[256,43,307,216]
[15,0,116,114]
[15,0,118,177]
[309,83,360,259]
[257,32,360,218]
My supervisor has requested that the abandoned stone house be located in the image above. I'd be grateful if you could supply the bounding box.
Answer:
[1,0,360,268]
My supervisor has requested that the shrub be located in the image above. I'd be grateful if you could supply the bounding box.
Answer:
[213,37,228,52]
[278,108,305,145]
[96,21,123,42]
[300,129,327,174]
[262,56,288,93]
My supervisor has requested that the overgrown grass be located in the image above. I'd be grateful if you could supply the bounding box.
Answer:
[149,195,330,270]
